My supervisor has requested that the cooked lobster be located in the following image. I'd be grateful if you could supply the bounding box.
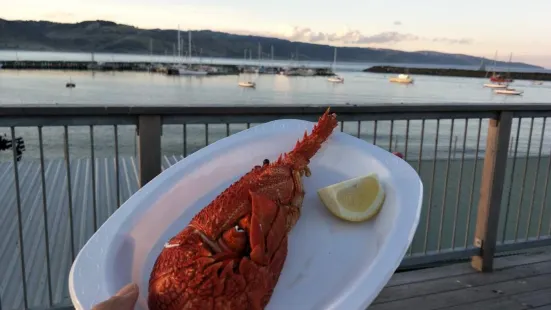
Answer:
[148,109,338,310]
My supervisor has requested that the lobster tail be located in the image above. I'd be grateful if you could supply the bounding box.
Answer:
[287,107,338,162]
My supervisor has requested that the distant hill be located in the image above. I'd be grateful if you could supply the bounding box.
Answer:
[0,19,543,69]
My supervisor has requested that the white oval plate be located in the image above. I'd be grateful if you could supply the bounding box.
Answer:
[69,119,423,310]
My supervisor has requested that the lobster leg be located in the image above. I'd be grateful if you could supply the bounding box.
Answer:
[248,191,288,266]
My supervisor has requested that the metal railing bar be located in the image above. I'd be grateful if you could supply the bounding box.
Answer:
[205,124,209,146]
[90,126,97,231]
[502,119,522,242]
[496,237,551,253]
[373,120,378,145]
[527,117,546,240]
[389,120,394,151]
[404,120,410,161]
[63,126,76,261]
[0,116,137,127]
[38,126,53,307]
[424,119,440,253]
[417,119,425,171]
[162,112,499,124]
[114,125,121,208]
[538,119,551,237]
[183,124,187,157]
[452,119,468,249]
[11,126,28,309]
[437,119,454,251]
[400,247,480,270]
[1,103,550,116]
[514,117,534,241]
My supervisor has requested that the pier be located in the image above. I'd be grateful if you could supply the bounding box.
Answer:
[1,104,551,309]
[0,60,335,76]
[365,65,551,81]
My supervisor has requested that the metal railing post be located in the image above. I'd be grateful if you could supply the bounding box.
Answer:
[137,115,162,187]
[471,111,513,272]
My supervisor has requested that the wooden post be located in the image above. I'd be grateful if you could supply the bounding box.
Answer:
[471,112,512,272]
[137,115,162,187]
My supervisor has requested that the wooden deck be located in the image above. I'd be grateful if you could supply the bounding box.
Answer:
[371,248,551,310]
[0,156,184,310]
[1,156,551,309]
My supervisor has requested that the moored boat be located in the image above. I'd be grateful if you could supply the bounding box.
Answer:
[328,76,344,83]
[389,74,414,84]
[238,81,256,88]
[494,88,523,95]
[490,74,513,83]
[483,83,508,89]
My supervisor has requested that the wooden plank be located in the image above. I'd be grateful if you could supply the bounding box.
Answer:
[472,112,513,272]
[440,287,551,310]
[369,272,551,310]
[445,298,528,310]
[388,247,551,287]
[512,288,551,308]
[375,260,551,304]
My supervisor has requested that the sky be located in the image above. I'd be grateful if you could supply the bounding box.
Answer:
[2,0,551,67]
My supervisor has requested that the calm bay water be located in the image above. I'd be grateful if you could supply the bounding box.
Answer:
[1,51,551,161]
[1,70,551,106]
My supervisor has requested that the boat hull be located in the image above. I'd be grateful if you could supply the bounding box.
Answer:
[328,77,344,83]
[389,78,413,84]
[494,89,523,95]
[483,83,508,89]
[238,82,256,88]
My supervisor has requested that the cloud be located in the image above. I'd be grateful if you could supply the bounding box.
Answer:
[432,37,474,45]
[40,11,76,20]
[285,27,419,44]
[394,21,402,26]
[232,26,472,46]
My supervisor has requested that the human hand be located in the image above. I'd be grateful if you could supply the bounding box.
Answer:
[92,283,139,310]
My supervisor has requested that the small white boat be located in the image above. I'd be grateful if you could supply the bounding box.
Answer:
[389,74,414,84]
[328,76,344,83]
[178,68,208,76]
[494,88,523,95]
[532,81,544,85]
[238,81,256,88]
[483,83,508,89]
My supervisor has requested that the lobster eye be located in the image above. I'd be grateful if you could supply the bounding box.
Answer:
[235,225,245,233]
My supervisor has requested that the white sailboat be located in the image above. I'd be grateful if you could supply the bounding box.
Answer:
[238,81,256,88]
[175,27,207,76]
[494,88,523,95]
[483,51,506,88]
[390,73,414,84]
[483,83,508,89]
[328,47,344,83]
[493,53,523,95]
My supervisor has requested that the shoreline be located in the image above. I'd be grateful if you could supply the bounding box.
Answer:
[364,65,551,81]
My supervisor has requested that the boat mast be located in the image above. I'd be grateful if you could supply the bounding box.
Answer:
[506,52,513,80]
[177,25,181,64]
[333,47,337,71]
[188,30,192,65]
[491,50,498,77]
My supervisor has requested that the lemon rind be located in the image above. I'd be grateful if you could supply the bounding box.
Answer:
[317,173,385,222]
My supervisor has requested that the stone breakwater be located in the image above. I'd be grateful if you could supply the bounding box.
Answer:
[364,66,551,81]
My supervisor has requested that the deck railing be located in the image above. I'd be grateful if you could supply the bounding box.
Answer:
[1,104,551,309]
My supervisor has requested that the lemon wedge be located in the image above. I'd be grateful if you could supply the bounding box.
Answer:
[317,173,385,222]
